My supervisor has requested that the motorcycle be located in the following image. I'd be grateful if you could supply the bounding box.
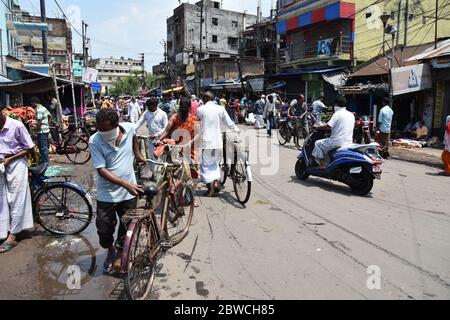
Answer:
[295,129,384,196]
[354,115,373,145]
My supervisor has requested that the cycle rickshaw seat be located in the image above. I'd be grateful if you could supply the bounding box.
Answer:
[141,183,159,196]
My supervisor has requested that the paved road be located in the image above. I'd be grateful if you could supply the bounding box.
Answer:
[1,127,449,300]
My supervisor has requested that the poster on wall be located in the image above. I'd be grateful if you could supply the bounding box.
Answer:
[317,38,333,57]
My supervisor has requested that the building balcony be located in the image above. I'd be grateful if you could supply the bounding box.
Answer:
[280,34,353,68]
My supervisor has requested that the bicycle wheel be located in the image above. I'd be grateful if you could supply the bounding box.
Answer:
[65,135,91,165]
[124,219,157,300]
[232,153,252,205]
[220,160,229,186]
[34,183,93,235]
[167,184,195,246]
[294,126,307,151]
[277,122,290,146]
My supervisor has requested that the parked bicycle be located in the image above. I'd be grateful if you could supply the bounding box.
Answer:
[220,132,252,205]
[49,123,91,165]
[121,141,195,300]
[30,164,94,235]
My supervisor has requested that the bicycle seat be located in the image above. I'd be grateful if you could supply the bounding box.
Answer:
[141,183,158,196]
[29,164,48,176]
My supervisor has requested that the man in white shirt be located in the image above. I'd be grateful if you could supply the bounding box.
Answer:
[263,95,277,138]
[312,96,328,125]
[128,97,141,124]
[135,97,169,173]
[312,97,355,169]
[197,91,239,197]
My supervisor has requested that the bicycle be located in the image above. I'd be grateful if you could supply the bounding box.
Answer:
[220,132,252,205]
[120,142,195,300]
[49,123,91,165]
[30,163,94,235]
[277,116,309,150]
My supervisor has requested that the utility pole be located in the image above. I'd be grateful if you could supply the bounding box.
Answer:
[197,0,204,97]
[140,53,146,92]
[236,57,246,96]
[40,0,48,64]
[396,0,402,46]
[82,21,89,67]
[163,40,169,90]
[435,0,439,49]
[68,51,78,128]
[404,0,409,46]
[50,58,64,132]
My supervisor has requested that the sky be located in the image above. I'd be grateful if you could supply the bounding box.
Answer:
[17,0,274,70]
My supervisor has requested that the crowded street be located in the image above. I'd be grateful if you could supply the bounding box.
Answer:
[1,0,450,307]
[1,127,449,300]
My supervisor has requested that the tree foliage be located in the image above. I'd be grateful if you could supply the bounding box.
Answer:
[110,72,164,96]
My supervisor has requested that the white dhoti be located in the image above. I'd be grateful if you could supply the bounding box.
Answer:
[312,138,339,160]
[200,149,222,184]
[255,115,265,129]
[0,158,34,240]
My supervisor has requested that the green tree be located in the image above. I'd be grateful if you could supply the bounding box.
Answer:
[110,74,141,96]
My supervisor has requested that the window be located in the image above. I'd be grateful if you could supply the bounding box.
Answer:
[212,18,218,26]
[213,1,220,9]
[212,35,218,43]
[232,21,238,28]
[228,37,238,50]
[108,77,112,80]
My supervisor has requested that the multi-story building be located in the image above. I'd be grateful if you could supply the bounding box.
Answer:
[240,18,277,77]
[1,0,21,76]
[167,0,258,80]
[275,0,450,101]
[4,2,73,78]
[90,57,143,95]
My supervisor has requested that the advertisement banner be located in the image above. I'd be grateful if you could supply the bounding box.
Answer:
[391,63,432,96]
[82,67,98,83]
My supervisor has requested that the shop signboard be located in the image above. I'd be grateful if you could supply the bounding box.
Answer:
[391,63,432,96]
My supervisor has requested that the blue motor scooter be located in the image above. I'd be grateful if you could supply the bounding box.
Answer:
[295,129,383,196]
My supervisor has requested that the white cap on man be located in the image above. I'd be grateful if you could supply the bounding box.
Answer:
[191,95,197,100]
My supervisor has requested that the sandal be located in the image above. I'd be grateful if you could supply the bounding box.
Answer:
[103,252,116,274]
[0,242,18,254]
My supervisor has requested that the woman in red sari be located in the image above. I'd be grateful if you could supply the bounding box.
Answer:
[159,97,200,177]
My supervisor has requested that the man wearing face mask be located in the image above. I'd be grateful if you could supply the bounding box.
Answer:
[135,97,169,174]
[312,96,355,169]
[89,109,146,274]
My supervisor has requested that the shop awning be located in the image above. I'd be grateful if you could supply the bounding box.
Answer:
[273,67,344,77]
[0,75,12,83]
[0,78,55,94]
[350,42,436,78]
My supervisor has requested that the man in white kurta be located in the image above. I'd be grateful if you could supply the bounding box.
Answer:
[196,92,238,196]
[135,97,169,173]
[0,110,35,253]
[128,97,141,124]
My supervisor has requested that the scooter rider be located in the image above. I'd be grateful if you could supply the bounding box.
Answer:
[312,96,355,169]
